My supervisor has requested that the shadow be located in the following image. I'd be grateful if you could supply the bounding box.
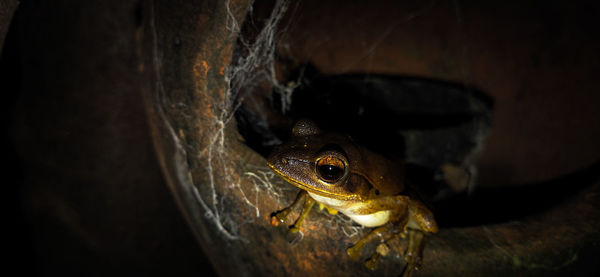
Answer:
[1,9,35,276]
[237,65,493,169]
[235,66,600,229]
[434,161,600,228]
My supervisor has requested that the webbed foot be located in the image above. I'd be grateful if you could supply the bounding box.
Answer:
[346,244,362,261]
[364,252,381,270]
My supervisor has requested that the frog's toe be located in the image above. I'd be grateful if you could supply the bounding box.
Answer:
[346,245,361,261]
[273,210,292,224]
[403,250,423,274]
[401,264,416,277]
[376,243,390,256]
[364,253,381,271]
[270,215,282,226]
[401,255,423,277]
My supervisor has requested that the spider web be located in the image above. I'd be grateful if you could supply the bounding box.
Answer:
[152,0,482,242]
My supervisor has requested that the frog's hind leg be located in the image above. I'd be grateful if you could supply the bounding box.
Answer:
[364,252,382,270]
[362,228,426,275]
[400,199,435,276]
[347,220,409,268]
[347,223,395,262]
[363,228,413,271]
[402,228,425,277]
[364,242,393,270]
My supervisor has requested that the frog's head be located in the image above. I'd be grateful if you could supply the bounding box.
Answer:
[267,119,369,201]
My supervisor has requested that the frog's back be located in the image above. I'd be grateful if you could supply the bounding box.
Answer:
[344,141,405,196]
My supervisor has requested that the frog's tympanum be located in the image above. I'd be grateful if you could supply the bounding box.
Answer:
[267,119,438,277]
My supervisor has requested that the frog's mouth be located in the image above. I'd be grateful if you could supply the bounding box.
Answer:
[267,161,353,201]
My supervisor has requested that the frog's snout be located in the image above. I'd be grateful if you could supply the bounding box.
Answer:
[267,152,292,173]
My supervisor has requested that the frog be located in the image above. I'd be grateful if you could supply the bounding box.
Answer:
[267,119,438,277]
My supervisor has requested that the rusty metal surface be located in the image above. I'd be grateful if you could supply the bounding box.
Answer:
[147,1,600,276]
[148,1,600,276]
[9,0,600,276]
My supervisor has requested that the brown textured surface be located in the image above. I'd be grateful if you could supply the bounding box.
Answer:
[149,0,600,276]
[6,1,600,277]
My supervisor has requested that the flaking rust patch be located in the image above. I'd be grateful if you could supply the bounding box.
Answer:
[193,58,210,85]
[299,255,314,271]
[193,54,217,116]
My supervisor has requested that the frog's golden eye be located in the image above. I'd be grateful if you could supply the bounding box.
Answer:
[316,156,346,183]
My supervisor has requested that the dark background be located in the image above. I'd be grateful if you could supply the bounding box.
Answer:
[2,1,214,276]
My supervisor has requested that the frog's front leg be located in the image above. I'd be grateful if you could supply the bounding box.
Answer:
[271,190,316,233]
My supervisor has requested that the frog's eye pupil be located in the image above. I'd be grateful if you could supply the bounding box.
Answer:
[316,157,346,183]
[318,165,343,181]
